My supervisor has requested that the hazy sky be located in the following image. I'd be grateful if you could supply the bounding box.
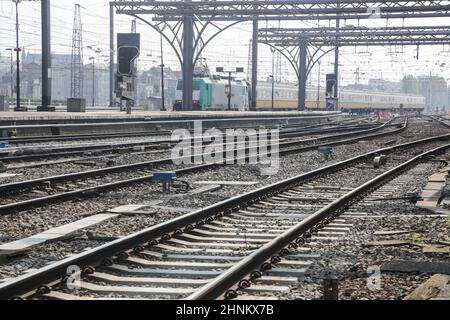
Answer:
[0,0,449,86]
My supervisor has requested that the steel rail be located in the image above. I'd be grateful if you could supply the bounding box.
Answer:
[0,117,368,145]
[0,127,379,165]
[0,123,380,162]
[0,131,448,300]
[429,116,450,129]
[0,121,404,214]
[0,164,214,215]
[280,117,403,149]
[0,123,405,214]
[0,119,406,215]
[0,113,342,131]
[187,143,450,300]
[1,123,284,144]
[2,130,175,144]
[0,119,398,195]
[0,141,170,162]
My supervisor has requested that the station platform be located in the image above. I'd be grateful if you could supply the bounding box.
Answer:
[0,110,343,138]
[0,110,340,122]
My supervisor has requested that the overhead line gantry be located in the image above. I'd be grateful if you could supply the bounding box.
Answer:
[259,25,450,109]
[109,1,450,111]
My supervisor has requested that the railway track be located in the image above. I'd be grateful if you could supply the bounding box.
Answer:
[0,120,383,165]
[430,115,450,129]
[0,119,405,214]
[0,132,449,300]
[0,118,399,173]
[0,116,365,144]
[4,121,375,144]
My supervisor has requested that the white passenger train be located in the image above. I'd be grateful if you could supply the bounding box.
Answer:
[256,82,426,112]
[174,77,425,113]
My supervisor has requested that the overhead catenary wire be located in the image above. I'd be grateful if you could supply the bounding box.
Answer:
[0,0,449,85]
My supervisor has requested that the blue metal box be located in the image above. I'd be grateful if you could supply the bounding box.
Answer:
[318,146,333,154]
[0,141,10,148]
[152,171,177,181]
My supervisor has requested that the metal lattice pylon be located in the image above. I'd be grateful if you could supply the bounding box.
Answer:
[70,4,84,99]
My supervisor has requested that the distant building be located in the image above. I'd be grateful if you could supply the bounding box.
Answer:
[0,54,12,96]
[0,51,183,108]
[84,63,109,107]
[368,79,402,93]
[447,86,450,113]
[0,51,110,105]
[22,52,74,103]
[23,52,72,66]
[0,75,9,96]
[344,79,402,93]
[137,66,181,110]
[402,75,449,112]
[21,62,41,101]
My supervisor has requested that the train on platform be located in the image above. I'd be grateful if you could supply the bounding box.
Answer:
[173,77,426,114]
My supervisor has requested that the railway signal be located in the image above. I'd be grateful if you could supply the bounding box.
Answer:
[326,74,338,111]
[118,46,139,76]
[216,67,244,111]
[116,33,140,114]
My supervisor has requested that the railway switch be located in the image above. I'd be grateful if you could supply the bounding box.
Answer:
[153,172,178,193]
[318,146,333,160]
[374,155,387,168]
[0,141,10,148]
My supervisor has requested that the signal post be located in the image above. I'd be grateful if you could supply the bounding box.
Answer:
[115,33,140,114]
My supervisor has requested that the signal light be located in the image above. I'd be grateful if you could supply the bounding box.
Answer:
[118,46,139,76]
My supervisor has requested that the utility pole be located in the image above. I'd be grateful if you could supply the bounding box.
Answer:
[13,0,22,111]
[429,71,432,112]
[251,18,258,111]
[271,75,274,111]
[5,49,14,98]
[334,2,340,110]
[182,0,194,111]
[71,4,84,99]
[227,71,232,111]
[131,19,137,34]
[109,4,114,108]
[298,41,307,111]
[160,32,166,111]
[247,39,252,81]
[131,19,138,107]
[89,57,95,107]
[38,0,54,111]
[317,61,321,109]
[275,51,281,83]
[271,48,275,111]
[354,67,360,86]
